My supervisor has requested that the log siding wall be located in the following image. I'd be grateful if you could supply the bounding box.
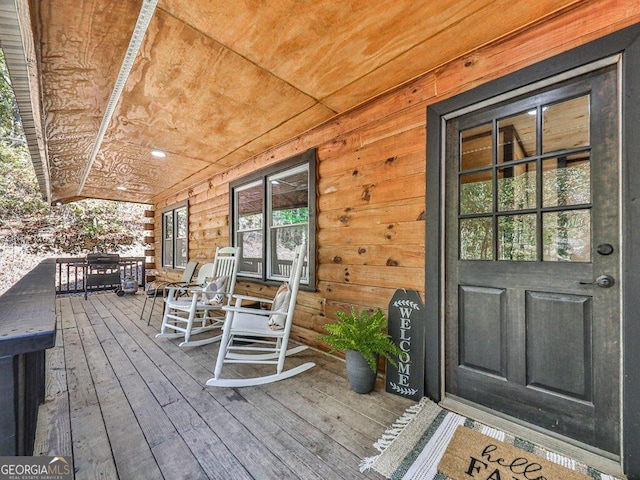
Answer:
[152,0,640,352]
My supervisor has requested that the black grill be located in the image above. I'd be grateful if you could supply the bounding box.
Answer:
[86,253,120,265]
[85,253,121,299]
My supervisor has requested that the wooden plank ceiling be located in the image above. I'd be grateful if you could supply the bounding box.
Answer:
[19,0,581,204]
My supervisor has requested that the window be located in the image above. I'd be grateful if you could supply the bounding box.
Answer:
[231,149,316,287]
[455,94,592,262]
[162,201,188,269]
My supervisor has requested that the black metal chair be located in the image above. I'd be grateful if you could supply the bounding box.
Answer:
[140,261,198,325]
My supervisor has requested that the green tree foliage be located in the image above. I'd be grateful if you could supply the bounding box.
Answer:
[0,49,146,257]
[0,50,19,142]
[0,141,46,218]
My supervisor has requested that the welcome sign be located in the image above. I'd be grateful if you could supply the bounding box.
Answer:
[385,289,425,401]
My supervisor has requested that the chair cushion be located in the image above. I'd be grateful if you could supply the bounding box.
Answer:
[204,276,228,304]
[268,282,290,330]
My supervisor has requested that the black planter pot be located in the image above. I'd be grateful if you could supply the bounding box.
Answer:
[345,350,378,394]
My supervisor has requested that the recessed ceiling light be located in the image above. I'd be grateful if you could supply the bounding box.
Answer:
[116,186,127,191]
[151,149,166,158]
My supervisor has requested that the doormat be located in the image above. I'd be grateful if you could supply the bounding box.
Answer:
[360,398,621,480]
[438,425,590,480]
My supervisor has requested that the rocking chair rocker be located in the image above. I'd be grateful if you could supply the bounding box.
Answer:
[206,243,315,387]
[157,246,240,347]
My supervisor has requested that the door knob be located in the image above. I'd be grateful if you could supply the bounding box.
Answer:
[579,274,615,288]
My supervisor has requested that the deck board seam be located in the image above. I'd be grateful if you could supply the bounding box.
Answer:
[107,294,355,479]
[36,293,413,480]
[133,296,386,478]
[77,295,213,480]
[97,294,265,479]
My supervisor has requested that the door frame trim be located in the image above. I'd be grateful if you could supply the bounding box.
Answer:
[425,23,640,478]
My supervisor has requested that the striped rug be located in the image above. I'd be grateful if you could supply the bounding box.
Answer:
[360,398,622,480]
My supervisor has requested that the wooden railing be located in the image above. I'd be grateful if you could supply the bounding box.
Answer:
[55,256,145,295]
[0,257,145,456]
[0,259,56,455]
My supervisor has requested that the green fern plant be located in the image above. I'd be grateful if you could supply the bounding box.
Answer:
[318,307,402,372]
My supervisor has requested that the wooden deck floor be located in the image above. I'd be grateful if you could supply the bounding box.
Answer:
[34,292,414,479]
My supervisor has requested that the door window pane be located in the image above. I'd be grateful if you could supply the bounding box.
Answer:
[542,153,591,207]
[461,123,492,171]
[460,217,493,260]
[543,95,590,154]
[497,162,536,211]
[498,112,536,163]
[460,170,493,215]
[498,214,537,261]
[543,210,591,262]
[457,93,595,263]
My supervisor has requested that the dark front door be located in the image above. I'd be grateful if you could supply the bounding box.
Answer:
[444,64,620,454]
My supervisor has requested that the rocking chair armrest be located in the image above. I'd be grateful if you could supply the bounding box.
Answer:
[188,287,233,295]
[221,305,283,317]
[186,286,205,294]
[229,294,275,305]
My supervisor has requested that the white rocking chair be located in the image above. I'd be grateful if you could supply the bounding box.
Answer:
[156,246,240,347]
[206,243,315,387]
